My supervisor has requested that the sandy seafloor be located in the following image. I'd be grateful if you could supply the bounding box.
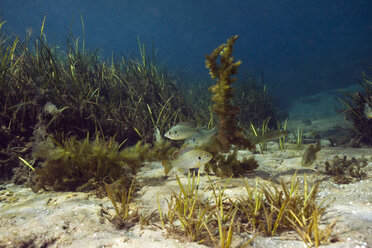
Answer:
[0,86,371,248]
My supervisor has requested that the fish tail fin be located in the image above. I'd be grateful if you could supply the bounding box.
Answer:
[161,159,172,175]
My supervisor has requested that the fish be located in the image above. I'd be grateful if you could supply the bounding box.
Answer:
[161,148,213,175]
[164,122,201,140]
[184,127,218,147]
[301,141,321,167]
[364,103,372,119]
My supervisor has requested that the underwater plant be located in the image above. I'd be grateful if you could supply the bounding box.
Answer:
[104,178,139,230]
[277,118,288,150]
[0,19,199,183]
[206,35,254,152]
[204,148,259,177]
[234,73,278,129]
[321,155,368,184]
[158,172,243,247]
[339,72,372,144]
[247,117,271,153]
[296,128,304,149]
[177,78,214,126]
[158,172,214,244]
[31,132,177,192]
[30,135,143,192]
[236,173,336,247]
[158,172,336,247]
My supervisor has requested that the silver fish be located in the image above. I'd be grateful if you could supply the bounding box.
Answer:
[164,122,201,140]
[184,127,218,147]
[161,148,212,174]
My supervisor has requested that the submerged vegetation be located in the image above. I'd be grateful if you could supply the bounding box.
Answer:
[105,178,139,230]
[31,135,144,192]
[234,74,278,129]
[0,19,357,247]
[339,72,372,145]
[321,155,368,184]
[0,19,194,182]
[31,134,176,192]
[158,172,336,247]
[206,35,255,152]
[204,148,259,177]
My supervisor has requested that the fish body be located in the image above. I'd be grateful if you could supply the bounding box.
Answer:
[301,141,321,167]
[364,103,372,119]
[184,127,218,147]
[164,122,201,140]
[161,148,212,174]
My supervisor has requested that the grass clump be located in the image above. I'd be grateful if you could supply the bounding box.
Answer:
[158,173,337,247]
[236,173,337,247]
[158,173,243,247]
[105,178,139,230]
[158,172,214,243]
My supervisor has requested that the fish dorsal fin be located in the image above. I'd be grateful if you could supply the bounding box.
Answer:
[177,121,195,128]
[172,147,194,159]
[200,127,218,135]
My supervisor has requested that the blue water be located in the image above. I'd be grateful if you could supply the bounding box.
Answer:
[1,0,371,107]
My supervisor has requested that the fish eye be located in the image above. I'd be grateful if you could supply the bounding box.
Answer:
[198,156,201,160]
[175,131,178,134]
